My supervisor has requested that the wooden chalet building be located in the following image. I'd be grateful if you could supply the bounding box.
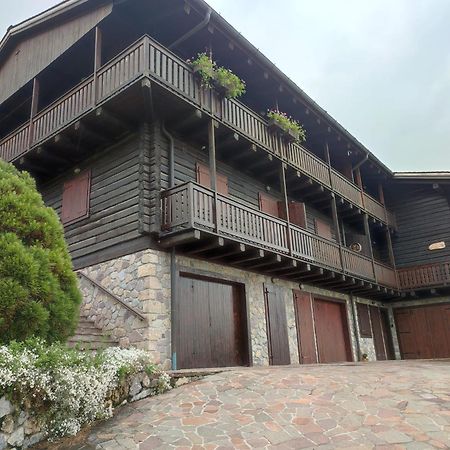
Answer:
[1,0,449,368]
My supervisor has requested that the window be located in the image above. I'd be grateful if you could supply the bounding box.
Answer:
[196,163,228,195]
[356,303,372,338]
[61,170,91,225]
[315,218,332,240]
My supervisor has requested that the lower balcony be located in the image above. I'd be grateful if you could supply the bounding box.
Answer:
[398,262,450,292]
[159,182,399,298]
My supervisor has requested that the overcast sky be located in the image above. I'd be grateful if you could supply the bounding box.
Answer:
[2,0,450,171]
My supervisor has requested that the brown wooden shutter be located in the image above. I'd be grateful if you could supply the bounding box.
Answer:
[277,201,307,228]
[217,172,229,196]
[196,163,211,188]
[315,218,332,240]
[289,201,307,228]
[196,163,228,195]
[61,170,91,225]
[356,303,372,338]
[259,192,280,217]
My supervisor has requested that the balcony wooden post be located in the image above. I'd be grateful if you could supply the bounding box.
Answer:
[325,142,344,269]
[363,213,376,280]
[93,26,102,105]
[208,119,218,232]
[280,162,293,256]
[354,167,365,208]
[385,228,399,288]
[28,77,39,148]
[378,182,389,223]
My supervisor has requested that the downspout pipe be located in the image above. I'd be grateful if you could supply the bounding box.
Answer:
[168,7,212,50]
[161,122,177,370]
[352,152,369,172]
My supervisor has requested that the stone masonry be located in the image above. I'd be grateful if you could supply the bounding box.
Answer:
[77,248,386,369]
[79,249,172,369]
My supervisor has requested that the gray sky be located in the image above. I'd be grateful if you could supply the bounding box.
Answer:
[2,0,450,171]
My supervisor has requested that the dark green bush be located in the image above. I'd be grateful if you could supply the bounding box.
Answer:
[0,160,81,343]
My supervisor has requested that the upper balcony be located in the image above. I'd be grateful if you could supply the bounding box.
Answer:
[0,35,396,229]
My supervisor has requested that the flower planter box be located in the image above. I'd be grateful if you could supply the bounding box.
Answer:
[212,79,232,98]
[268,118,299,142]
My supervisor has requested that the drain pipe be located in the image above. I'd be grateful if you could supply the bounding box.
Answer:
[350,294,361,361]
[168,7,212,50]
[352,152,369,172]
[161,122,177,370]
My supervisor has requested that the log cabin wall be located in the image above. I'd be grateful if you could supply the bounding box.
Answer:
[0,2,112,105]
[40,130,150,269]
[155,125,354,242]
[388,184,450,267]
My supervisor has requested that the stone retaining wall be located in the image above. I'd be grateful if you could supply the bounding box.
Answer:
[0,371,167,450]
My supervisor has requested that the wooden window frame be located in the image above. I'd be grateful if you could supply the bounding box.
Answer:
[61,170,91,226]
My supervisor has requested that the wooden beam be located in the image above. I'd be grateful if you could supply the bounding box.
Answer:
[245,254,282,269]
[74,121,108,142]
[186,237,224,255]
[95,107,131,130]
[208,243,246,260]
[159,230,201,247]
[230,249,265,264]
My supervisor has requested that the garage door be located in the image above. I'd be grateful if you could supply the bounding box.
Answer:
[314,298,352,363]
[177,274,249,369]
[394,303,450,359]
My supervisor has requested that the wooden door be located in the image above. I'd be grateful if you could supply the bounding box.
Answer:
[177,275,249,369]
[370,306,387,360]
[293,290,317,364]
[394,304,450,359]
[380,309,395,360]
[264,284,290,365]
[313,299,351,363]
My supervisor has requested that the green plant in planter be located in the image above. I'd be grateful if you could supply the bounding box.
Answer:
[189,53,216,86]
[267,109,306,143]
[188,53,246,99]
[213,67,246,99]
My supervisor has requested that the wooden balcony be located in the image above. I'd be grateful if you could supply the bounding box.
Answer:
[398,262,450,291]
[0,34,395,227]
[160,182,399,295]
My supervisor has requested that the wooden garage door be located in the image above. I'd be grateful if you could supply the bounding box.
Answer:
[395,304,450,359]
[293,290,317,364]
[264,284,290,365]
[177,275,249,369]
[314,299,351,363]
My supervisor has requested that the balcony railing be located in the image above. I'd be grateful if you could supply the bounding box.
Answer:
[161,182,398,289]
[397,262,450,290]
[0,34,395,227]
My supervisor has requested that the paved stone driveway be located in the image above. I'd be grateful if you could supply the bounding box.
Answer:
[73,360,449,449]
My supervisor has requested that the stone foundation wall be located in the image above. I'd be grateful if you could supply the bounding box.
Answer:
[79,249,172,369]
[77,248,386,368]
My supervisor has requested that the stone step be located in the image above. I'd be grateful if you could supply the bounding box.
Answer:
[69,315,119,350]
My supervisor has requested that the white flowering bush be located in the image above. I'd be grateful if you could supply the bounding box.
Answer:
[0,339,171,439]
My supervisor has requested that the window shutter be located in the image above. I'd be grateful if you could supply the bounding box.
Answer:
[315,218,332,240]
[356,303,372,338]
[217,172,229,196]
[289,201,307,228]
[259,192,280,217]
[196,163,211,188]
[196,163,228,195]
[61,170,91,226]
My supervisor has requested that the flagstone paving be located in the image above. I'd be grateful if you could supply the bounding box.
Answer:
[72,360,449,449]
